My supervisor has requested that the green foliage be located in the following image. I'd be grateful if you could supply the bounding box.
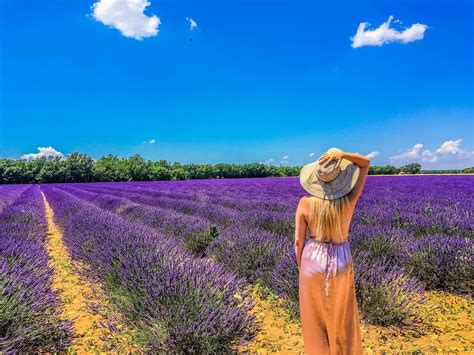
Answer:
[184,225,219,256]
[368,165,400,175]
[0,152,470,184]
[400,162,422,174]
[421,168,472,174]
[356,282,414,326]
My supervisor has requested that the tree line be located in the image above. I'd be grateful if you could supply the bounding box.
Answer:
[0,153,471,184]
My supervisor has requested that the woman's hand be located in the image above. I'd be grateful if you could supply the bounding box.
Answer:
[317,147,344,169]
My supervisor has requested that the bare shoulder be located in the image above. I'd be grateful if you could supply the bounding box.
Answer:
[297,196,311,212]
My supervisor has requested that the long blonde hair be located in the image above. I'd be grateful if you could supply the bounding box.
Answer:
[308,195,350,238]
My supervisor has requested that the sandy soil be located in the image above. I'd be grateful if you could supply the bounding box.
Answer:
[42,194,472,353]
[240,287,473,354]
[239,287,305,354]
[42,192,114,352]
[362,291,473,353]
[41,193,140,354]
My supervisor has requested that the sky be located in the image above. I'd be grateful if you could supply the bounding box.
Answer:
[0,0,473,169]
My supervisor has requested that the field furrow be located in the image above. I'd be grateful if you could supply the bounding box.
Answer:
[1,176,472,352]
[41,192,111,351]
[41,185,256,352]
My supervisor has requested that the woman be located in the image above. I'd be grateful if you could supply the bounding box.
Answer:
[294,147,370,354]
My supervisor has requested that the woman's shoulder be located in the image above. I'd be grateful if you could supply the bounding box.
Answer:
[297,195,312,209]
[300,195,312,201]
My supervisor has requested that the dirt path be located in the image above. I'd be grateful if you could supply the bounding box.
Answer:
[240,288,473,353]
[361,291,473,353]
[239,287,304,354]
[42,192,108,352]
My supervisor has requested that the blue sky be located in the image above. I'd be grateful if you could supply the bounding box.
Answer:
[0,0,473,168]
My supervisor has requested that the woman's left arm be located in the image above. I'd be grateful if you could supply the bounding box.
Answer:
[294,197,308,270]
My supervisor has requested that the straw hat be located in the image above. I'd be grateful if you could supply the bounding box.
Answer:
[299,157,360,200]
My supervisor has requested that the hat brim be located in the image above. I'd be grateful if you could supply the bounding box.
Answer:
[299,158,360,200]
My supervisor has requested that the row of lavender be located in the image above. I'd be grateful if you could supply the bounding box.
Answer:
[0,186,71,352]
[59,176,473,325]
[55,182,424,324]
[56,183,289,283]
[0,184,29,214]
[40,186,256,352]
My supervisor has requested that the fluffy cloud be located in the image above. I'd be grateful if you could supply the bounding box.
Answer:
[91,0,161,40]
[186,17,197,31]
[435,139,462,155]
[280,155,289,165]
[351,15,428,48]
[21,146,64,160]
[142,138,156,144]
[389,143,423,162]
[365,151,379,159]
[389,139,474,165]
[309,152,315,158]
[263,158,274,166]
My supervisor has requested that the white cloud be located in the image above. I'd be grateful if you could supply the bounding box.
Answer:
[390,139,474,165]
[389,143,423,162]
[365,151,379,159]
[91,0,161,40]
[435,138,462,155]
[280,155,289,165]
[142,138,156,144]
[309,152,315,158]
[186,17,197,31]
[21,146,64,160]
[351,15,428,48]
[421,149,438,163]
[263,158,274,166]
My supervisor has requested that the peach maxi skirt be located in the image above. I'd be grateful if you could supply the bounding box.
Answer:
[299,237,362,355]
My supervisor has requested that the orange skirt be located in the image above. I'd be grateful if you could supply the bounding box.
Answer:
[299,238,362,355]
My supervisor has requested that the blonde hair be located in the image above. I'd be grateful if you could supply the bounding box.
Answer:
[308,195,350,238]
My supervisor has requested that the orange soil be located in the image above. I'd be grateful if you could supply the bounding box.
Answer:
[239,288,304,354]
[41,193,139,353]
[240,288,473,354]
[361,291,473,353]
[41,192,472,352]
[42,192,109,352]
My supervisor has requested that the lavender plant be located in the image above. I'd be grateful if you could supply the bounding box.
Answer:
[41,186,255,352]
[0,186,71,352]
[41,175,473,328]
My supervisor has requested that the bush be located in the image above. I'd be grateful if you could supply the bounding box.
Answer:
[184,225,219,256]
[208,228,284,283]
[350,232,408,268]
[266,248,300,319]
[406,236,474,294]
[353,251,425,326]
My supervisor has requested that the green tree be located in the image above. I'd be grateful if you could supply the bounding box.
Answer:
[170,168,189,180]
[124,155,152,181]
[93,155,125,181]
[400,163,421,174]
[63,153,94,182]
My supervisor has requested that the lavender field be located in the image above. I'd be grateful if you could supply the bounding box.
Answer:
[1,176,473,352]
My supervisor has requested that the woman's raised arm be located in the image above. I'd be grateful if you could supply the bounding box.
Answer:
[341,151,370,169]
[342,152,370,205]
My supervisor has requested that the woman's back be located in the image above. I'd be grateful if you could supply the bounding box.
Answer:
[298,196,362,354]
[295,148,369,355]
[304,195,356,244]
